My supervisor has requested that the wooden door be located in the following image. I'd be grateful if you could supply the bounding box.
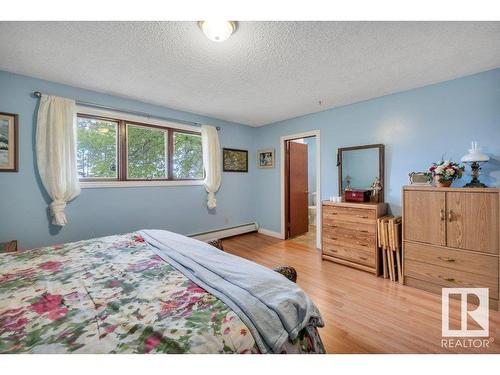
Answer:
[447,192,499,254]
[288,141,309,238]
[404,190,446,246]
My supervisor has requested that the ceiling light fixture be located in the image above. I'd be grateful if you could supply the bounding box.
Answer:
[198,21,236,42]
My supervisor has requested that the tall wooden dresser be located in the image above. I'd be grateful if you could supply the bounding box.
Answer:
[322,201,387,274]
[403,186,500,310]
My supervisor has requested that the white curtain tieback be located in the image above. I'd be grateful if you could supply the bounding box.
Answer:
[50,200,68,226]
[207,192,217,209]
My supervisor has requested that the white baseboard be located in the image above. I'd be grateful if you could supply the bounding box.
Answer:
[191,223,257,242]
[257,227,285,239]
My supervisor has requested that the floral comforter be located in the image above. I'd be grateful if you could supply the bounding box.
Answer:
[0,233,324,353]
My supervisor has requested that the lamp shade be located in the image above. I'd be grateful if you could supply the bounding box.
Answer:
[461,141,490,163]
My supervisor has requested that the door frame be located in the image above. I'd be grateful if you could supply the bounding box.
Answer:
[280,130,321,249]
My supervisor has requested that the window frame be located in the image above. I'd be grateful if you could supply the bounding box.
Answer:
[76,109,204,188]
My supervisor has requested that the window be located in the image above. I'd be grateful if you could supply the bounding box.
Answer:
[76,113,204,185]
[127,124,168,179]
[77,116,118,179]
[173,131,203,179]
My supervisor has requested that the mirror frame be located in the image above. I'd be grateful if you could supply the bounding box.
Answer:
[337,143,385,203]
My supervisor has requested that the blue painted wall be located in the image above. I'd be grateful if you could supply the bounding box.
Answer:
[254,69,500,234]
[2,69,499,248]
[0,71,256,249]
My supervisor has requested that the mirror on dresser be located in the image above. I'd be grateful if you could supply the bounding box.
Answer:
[337,144,385,203]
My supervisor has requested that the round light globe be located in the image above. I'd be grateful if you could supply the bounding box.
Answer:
[199,21,236,42]
[461,141,490,163]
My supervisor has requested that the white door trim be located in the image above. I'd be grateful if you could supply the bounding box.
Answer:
[280,130,321,249]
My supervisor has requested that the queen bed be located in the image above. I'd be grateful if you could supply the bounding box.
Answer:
[0,230,324,354]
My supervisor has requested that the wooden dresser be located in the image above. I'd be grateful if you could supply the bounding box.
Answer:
[403,186,500,310]
[322,201,387,274]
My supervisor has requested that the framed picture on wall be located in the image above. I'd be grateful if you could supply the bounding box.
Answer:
[223,148,248,172]
[257,148,275,169]
[0,112,19,172]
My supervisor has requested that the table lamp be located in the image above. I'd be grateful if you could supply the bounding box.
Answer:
[461,141,490,188]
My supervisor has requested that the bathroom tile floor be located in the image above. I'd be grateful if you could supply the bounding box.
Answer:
[289,225,317,248]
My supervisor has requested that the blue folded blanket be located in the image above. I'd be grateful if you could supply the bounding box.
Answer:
[140,229,324,353]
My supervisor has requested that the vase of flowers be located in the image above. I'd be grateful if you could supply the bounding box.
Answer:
[427,160,464,187]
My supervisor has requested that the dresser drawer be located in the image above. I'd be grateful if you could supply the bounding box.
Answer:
[323,205,376,225]
[323,235,375,254]
[323,226,376,248]
[405,259,499,299]
[404,242,498,279]
[323,241,376,267]
[404,277,499,310]
[322,218,375,234]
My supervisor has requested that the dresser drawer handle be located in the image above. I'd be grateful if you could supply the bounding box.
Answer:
[357,242,368,247]
[440,209,445,221]
[438,257,455,263]
[358,215,369,219]
[330,237,338,241]
[359,256,368,261]
[359,230,369,233]
[443,277,455,282]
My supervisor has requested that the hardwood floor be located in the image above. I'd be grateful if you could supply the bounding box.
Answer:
[222,232,500,353]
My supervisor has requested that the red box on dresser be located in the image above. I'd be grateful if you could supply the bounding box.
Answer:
[344,189,371,202]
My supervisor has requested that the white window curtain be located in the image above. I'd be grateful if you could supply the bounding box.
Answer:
[36,95,81,226]
[201,125,221,209]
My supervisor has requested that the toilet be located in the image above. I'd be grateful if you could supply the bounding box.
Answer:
[308,192,317,226]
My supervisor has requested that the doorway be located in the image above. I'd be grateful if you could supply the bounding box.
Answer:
[280,131,321,249]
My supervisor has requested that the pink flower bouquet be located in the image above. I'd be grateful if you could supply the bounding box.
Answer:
[427,160,464,187]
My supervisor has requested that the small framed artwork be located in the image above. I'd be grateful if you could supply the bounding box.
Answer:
[0,112,19,172]
[257,148,275,169]
[223,148,248,172]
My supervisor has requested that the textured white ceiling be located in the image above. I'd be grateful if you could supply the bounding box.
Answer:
[0,21,499,126]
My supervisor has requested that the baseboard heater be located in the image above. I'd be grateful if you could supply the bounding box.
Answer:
[190,223,257,242]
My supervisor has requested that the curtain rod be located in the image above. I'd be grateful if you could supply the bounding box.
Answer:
[32,91,220,131]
